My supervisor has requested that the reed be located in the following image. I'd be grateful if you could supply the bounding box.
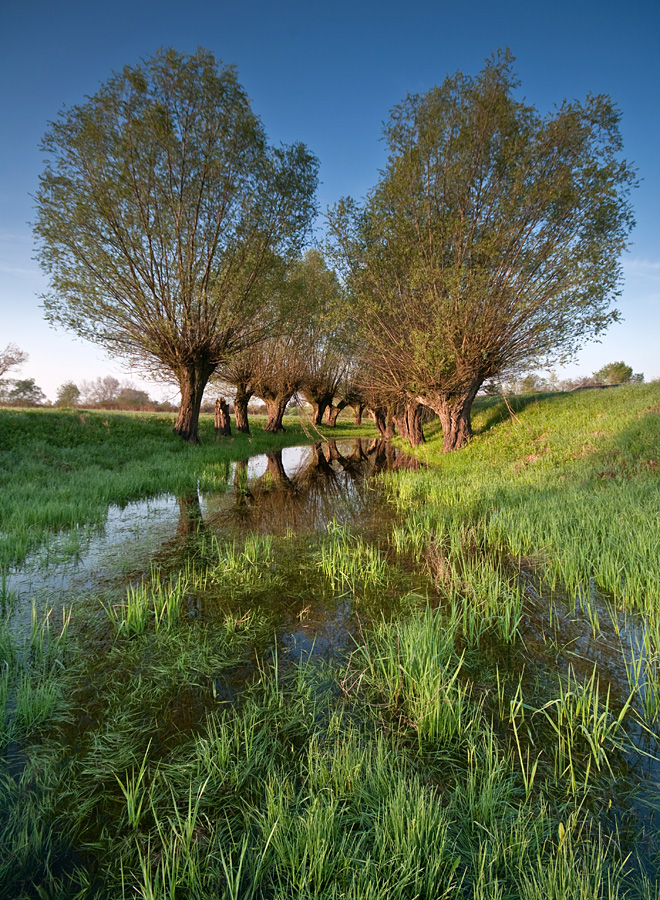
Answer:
[318,520,389,596]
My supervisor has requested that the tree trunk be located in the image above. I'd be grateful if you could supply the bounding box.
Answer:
[214,397,232,437]
[263,395,290,433]
[393,400,426,448]
[325,400,346,427]
[369,405,396,439]
[352,404,365,426]
[234,384,252,434]
[427,383,480,452]
[174,361,215,443]
[310,399,330,426]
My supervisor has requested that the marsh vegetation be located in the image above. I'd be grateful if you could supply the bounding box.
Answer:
[1,385,660,898]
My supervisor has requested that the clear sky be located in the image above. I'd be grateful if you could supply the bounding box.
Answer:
[1,0,658,401]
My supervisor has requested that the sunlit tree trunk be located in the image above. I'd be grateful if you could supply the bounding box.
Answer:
[394,400,426,448]
[311,401,328,426]
[306,393,333,425]
[263,395,290,433]
[325,400,347,426]
[369,405,396,439]
[215,398,232,436]
[234,383,252,434]
[352,403,365,426]
[174,361,215,443]
[427,382,481,452]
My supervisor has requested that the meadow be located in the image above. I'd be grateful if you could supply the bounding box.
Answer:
[1,385,660,899]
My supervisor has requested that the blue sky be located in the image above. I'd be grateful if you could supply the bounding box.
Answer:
[1,0,658,400]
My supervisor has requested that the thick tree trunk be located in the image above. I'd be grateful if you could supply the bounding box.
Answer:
[369,406,396,439]
[325,400,347,427]
[234,384,252,434]
[352,404,365,426]
[394,400,426,448]
[174,361,215,443]
[263,395,290,433]
[310,401,326,426]
[427,383,480,452]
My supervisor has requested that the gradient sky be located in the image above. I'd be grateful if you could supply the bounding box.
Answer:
[1,0,658,401]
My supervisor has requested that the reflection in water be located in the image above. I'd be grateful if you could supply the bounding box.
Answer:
[281,600,353,662]
[4,439,413,622]
[177,493,205,537]
[211,438,420,536]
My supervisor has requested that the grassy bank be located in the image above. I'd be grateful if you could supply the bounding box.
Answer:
[1,385,660,898]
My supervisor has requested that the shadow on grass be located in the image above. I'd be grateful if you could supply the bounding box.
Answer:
[473,391,569,435]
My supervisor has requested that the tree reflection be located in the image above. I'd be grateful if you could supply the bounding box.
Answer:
[214,438,419,534]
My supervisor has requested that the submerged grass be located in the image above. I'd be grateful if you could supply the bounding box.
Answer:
[2,385,660,898]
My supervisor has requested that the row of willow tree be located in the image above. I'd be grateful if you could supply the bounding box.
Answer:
[210,248,430,445]
[34,49,636,450]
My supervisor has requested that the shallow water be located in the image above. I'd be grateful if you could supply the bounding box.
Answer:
[4,438,414,634]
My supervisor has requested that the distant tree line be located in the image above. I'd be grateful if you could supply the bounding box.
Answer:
[494,361,644,395]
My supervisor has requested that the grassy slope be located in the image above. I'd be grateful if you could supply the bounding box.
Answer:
[397,383,660,617]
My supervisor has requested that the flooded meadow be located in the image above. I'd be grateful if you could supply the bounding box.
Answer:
[2,392,660,899]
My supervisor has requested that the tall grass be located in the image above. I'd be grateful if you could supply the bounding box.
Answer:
[317,520,389,596]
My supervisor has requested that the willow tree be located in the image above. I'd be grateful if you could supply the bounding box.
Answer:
[294,250,353,426]
[328,50,636,451]
[34,48,318,442]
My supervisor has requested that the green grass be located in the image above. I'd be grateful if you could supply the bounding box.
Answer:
[2,385,660,898]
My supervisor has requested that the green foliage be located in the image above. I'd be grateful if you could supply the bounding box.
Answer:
[34,47,318,441]
[115,386,151,409]
[1,377,47,407]
[593,360,634,384]
[328,49,637,449]
[54,380,80,407]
